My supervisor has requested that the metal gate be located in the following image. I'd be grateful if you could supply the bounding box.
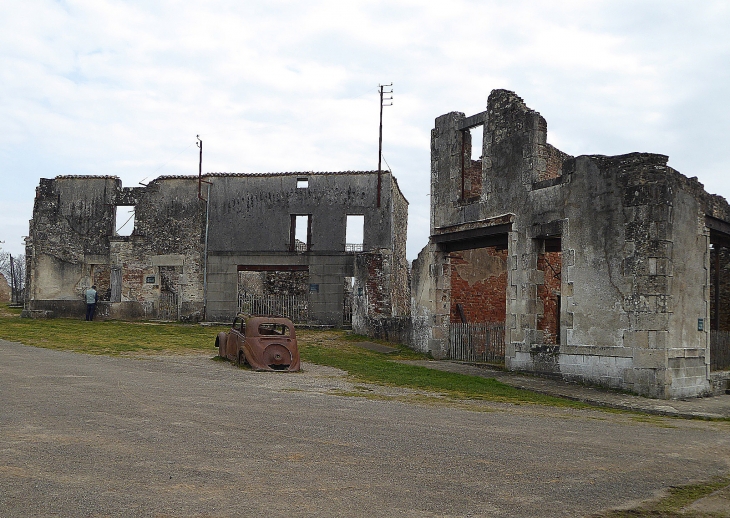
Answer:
[158,291,179,321]
[158,266,180,321]
[449,322,506,364]
[238,292,309,323]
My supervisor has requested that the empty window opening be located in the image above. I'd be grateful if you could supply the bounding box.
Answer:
[461,126,483,201]
[537,238,562,345]
[297,177,309,189]
[346,215,364,252]
[289,215,312,252]
[470,125,483,161]
[115,206,135,236]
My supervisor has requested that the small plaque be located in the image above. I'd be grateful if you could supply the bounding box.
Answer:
[698,318,704,331]
[309,283,319,293]
[145,276,156,284]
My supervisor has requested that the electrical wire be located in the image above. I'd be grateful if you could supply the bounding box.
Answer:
[115,210,135,234]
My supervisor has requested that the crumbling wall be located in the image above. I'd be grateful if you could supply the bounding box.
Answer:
[409,243,451,358]
[118,177,206,320]
[206,171,406,326]
[389,176,410,317]
[27,170,409,328]
[419,88,726,397]
[26,176,117,316]
[26,176,205,320]
[352,249,411,345]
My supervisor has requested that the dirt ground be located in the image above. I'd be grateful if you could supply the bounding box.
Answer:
[2,339,730,517]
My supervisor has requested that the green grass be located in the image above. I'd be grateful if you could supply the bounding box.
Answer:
[0,307,584,407]
[595,475,730,517]
[0,307,227,355]
[298,330,590,407]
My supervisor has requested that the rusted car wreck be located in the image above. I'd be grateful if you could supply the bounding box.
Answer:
[216,314,301,372]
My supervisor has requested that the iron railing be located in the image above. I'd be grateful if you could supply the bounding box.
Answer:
[238,292,309,324]
[449,322,506,364]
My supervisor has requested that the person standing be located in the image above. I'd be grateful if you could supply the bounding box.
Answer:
[85,285,98,321]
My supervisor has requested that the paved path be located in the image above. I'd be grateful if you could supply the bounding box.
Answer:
[402,360,730,419]
[2,340,730,517]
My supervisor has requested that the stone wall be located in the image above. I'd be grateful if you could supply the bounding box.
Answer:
[27,171,409,327]
[415,88,730,398]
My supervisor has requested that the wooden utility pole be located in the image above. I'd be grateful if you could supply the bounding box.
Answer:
[197,135,210,201]
[377,83,393,208]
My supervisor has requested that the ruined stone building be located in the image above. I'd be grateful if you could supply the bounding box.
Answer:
[25,171,409,327]
[412,89,730,398]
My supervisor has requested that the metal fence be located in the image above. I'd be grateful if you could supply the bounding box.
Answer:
[449,322,506,364]
[711,330,730,371]
[238,292,309,324]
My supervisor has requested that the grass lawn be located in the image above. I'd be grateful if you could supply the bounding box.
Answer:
[0,305,584,407]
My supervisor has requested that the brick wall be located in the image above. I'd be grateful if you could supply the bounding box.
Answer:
[449,247,507,324]
[537,250,561,344]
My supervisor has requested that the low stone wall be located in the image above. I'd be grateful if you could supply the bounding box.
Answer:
[355,316,411,346]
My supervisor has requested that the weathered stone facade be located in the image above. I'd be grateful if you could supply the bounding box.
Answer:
[412,89,730,398]
[26,171,408,327]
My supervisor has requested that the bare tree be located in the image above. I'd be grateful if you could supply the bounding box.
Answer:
[0,252,26,303]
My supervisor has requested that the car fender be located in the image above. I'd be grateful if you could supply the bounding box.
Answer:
[216,332,228,358]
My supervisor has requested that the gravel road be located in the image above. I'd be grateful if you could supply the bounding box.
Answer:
[2,339,729,517]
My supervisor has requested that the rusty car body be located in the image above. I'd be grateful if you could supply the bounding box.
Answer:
[216,314,301,372]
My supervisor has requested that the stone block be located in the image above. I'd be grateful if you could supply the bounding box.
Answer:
[633,348,666,369]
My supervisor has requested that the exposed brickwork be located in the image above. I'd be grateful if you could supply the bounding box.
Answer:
[363,252,391,316]
[449,247,507,324]
[537,251,561,344]
[540,144,570,183]
[460,126,482,200]
[92,264,111,302]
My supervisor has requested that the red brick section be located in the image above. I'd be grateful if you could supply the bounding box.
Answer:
[449,247,507,324]
[537,251,561,344]
[538,144,570,183]
[365,253,391,316]
[463,159,482,201]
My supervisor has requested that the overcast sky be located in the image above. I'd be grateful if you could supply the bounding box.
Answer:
[2,0,730,259]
